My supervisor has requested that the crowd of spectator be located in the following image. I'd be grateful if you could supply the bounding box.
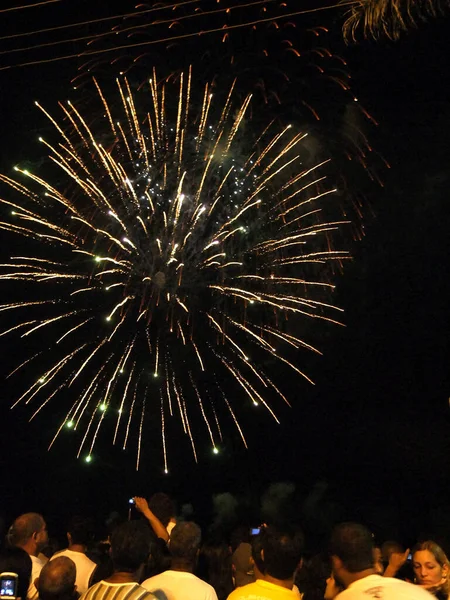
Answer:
[1,492,449,600]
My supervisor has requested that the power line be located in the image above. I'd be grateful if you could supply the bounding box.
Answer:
[0,0,201,41]
[0,2,352,72]
[0,0,276,58]
[0,0,63,13]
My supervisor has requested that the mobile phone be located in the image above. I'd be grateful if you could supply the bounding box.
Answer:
[250,527,261,535]
[128,498,135,505]
[0,572,18,599]
[407,553,412,561]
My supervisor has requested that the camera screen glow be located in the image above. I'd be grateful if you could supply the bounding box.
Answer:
[1,579,15,596]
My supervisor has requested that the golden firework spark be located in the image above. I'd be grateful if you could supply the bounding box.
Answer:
[0,69,350,469]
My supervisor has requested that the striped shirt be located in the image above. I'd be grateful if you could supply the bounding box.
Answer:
[80,581,158,600]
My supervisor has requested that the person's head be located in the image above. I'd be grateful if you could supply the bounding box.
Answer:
[37,557,76,600]
[40,538,60,561]
[329,523,374,586]
[198,540,233,599]
[148,493,175,528]
[230,526,251,553]
[67,516,94,547]
[412,540,449,591]
[294,552,333,599]
[110,521,151,573]
[8,513,48,555]
[230,541,253,587]
[168,522,201,564]
[381,540,404,564]
[261,526,303,581]
[0,546,32,600]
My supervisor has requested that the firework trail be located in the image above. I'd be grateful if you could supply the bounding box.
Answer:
[71,0,384,228]
[0,71,349,469]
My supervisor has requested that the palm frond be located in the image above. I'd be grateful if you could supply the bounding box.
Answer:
[342,0,450,41]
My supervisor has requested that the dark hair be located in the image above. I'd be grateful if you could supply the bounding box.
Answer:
[110,521,151,572]
[67,516,94,546]
[197,541,234,600]
[8,513,45,546]
[381,540,404,563]
[295,553,334,600]
[38,556,76,600]
[230,526,251,553]
[329,523,374,573]
[0,546,32,600]
[144,537,171,579]
[251,534,265,574]
[169,522,201,562]
[40,538,60,561]
[148,493,175,528]
[262,526,304,580]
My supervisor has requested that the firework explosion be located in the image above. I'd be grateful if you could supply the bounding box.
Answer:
[0,71,349,470]
[72,0,382,230]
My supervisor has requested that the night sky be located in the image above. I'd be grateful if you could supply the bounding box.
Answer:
[0,1,449,544]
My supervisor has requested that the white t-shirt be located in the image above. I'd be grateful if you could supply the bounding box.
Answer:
[336,574,434,599]
[28,555,45,600]
[142,570,218,600]
[166,521,176,536]
[51,549,97,594]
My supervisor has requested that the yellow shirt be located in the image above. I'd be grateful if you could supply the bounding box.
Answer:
[227,579,299,600]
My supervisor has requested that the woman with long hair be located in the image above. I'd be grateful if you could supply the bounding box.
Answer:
[197,540,234,600]
[412,540,450,599]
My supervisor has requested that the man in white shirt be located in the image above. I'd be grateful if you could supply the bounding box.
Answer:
[51,516,97,594]
[141,522,218,600]
[8,512,48,600]
[330,522,434,599]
